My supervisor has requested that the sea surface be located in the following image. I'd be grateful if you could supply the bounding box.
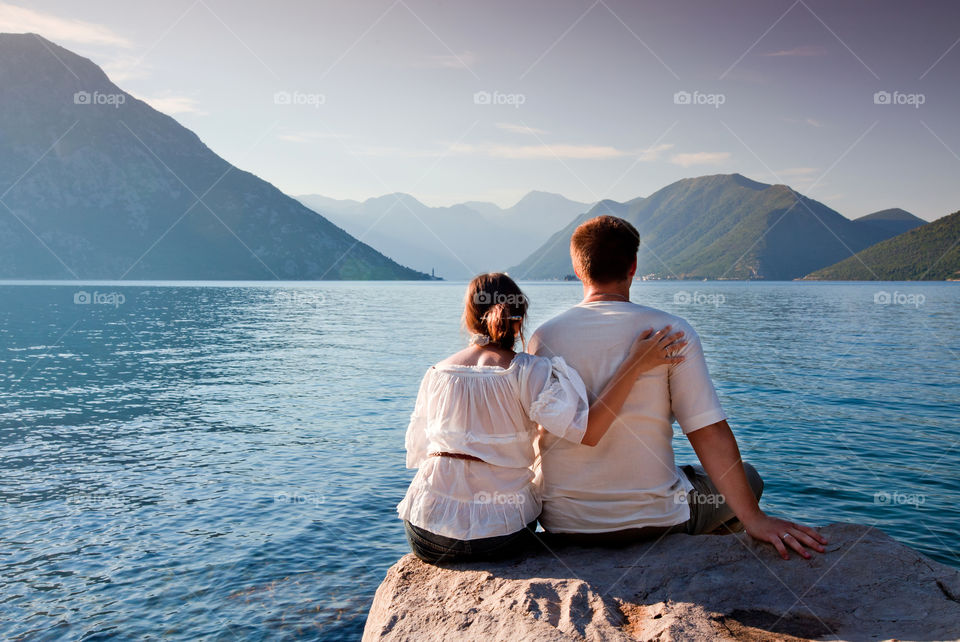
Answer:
[1,281,957,640]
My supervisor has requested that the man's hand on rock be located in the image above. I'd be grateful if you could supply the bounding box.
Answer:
[742,513,828,560]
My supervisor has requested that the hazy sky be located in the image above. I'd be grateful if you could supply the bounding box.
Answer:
[2,0,958,219]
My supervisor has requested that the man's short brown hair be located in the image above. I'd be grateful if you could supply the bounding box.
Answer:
[570,215,640,283]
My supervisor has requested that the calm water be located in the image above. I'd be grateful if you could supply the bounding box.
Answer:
[1,281,957,640]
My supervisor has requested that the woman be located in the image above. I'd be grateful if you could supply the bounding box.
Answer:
[397,273,685,564]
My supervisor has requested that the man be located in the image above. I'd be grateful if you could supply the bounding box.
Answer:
[529,216,826,559]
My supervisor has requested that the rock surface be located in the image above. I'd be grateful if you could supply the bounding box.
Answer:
[363,524,960,641]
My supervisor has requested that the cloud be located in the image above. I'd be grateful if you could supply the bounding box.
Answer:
[450,142,670,160]
[762,45,827,57]
[496,123,548,136]
[0,2,132,47]
[484,144,629,160]
[101,56,151,83]
[353,141,673,161]
[636,143,674,162]
[669,151,731,167]
[355,145,445,158]
[140,95,205,115]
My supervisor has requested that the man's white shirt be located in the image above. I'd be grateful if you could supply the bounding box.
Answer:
[529,300,726,533]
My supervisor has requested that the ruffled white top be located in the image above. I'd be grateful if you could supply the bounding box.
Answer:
[397,352,589,540]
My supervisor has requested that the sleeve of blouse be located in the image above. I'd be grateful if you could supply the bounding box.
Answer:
[523,355,589,444]
[404,372,431,469]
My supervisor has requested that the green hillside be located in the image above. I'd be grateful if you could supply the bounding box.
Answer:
[510,174,901,280]
[805,209,960,280]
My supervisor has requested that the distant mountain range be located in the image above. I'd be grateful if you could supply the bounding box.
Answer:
[0,33,427,280]
[807,209,960,280]
[509,174,927,281]
[296,191,591,280]
[2,35,948,284]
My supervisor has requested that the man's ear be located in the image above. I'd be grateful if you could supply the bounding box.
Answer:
[627,257,638,281]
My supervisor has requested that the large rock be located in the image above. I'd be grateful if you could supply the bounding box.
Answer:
[363,524,960,641]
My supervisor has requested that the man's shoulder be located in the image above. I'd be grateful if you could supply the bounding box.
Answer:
[534,302,695,335]
[634,305,697,334]
[531,302,699,358]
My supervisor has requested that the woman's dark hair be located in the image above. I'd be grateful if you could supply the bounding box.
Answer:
[464,273,528,350]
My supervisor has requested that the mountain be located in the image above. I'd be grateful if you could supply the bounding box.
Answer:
[805,209,960,280]
[509,174,910,281]
[296,193,501,279]
[494,191,593,237]
[296,191,591,280]
[0,33,427,280]
[460,200,503,218]
[853,208,925,237]
[295,194,363,214]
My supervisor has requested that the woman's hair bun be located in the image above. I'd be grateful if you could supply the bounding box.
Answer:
[464,273,528,350]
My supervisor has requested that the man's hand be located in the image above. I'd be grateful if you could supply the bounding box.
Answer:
[687,421,828,560]
[742,513,828,560]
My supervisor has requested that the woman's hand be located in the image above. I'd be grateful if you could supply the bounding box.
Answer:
[626,326,686,373]
[742,512,828,560]
[580,326,686,447]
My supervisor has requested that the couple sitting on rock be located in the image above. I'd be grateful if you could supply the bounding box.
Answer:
[397,215,827,563]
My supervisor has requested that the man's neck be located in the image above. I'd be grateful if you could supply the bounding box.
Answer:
[582,280,631,303]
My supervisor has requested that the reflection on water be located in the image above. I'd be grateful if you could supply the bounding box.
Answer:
[0,281,957,639]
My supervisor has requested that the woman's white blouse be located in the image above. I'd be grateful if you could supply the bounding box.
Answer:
[397,352,589,540]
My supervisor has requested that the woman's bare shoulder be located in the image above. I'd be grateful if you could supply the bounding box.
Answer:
[435,347,517,369]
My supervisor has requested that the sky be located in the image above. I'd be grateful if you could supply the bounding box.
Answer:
[1,0,958,220]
